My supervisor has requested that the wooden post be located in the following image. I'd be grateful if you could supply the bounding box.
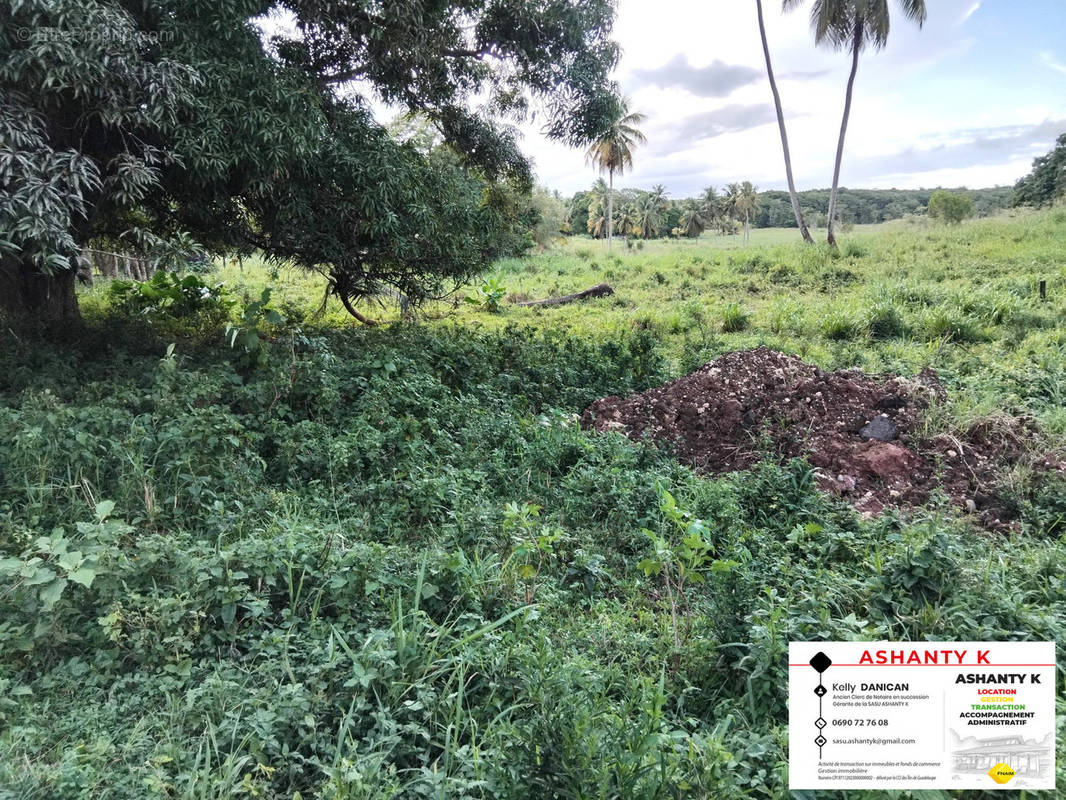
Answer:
[1039,279,1047,302]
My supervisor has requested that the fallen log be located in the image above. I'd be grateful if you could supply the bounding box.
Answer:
[515,283,614,308]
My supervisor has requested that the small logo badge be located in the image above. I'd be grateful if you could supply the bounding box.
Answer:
[987,763,1016,784]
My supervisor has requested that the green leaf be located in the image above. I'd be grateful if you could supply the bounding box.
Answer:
[710,559,741,573]
[57,550,83,572]
[220,602,236,626]
[68,567,97,588]
[95,500,116,521]
[39,578,68,610]
[23,566,56,586]
[637,558,662,577]
[517,564,536,580]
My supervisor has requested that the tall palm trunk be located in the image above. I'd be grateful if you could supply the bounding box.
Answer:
[607,168,614,251]
[744,210,750,244]
[827,20,863,248]
[756,0,814,244]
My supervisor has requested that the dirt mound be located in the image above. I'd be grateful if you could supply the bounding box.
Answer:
[582,347,1045,529]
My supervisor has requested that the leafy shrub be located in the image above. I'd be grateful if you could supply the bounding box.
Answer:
[1021,474,1066,536]
[928,189,974,223]
[107,270,233,335]
[464,274,507,312]
[873,528,959,611]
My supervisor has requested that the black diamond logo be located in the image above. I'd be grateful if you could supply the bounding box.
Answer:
[814,685,827,697]
[809,652,832,673]
[815,717,827,729]
[815,735,827,747]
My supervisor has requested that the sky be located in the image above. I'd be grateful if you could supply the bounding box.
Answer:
[259,1,1066,198]
[518,0,1066,197]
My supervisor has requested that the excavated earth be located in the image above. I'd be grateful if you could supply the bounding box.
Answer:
[582,347,1061,530]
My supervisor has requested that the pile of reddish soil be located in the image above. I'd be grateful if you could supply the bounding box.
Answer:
[582,347,1056,530]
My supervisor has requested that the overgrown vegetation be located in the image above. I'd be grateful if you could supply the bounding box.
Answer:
[2,212,1065,797]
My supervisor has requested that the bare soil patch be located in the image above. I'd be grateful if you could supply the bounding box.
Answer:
[582,347,1057,529]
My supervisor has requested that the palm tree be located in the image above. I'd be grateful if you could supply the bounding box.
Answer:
[585,178,609,238]
[614,202,638,239]
[637,186,669,238]
[585,98,647,251]
[678,199,707,238]
[736,181,760,244]
[785,0,927,246]
[756,0,814,243]
[724,183,742,236]
[700,186,723,233]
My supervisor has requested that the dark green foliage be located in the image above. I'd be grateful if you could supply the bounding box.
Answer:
[1012,132,1066,207]
[754,187,1011,228]
[2,319,1064,796]
[0,0,620,318]
[568,186,1013,239]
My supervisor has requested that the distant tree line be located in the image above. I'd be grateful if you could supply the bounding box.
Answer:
[567,184,1011,238]
[753,187,1010,228]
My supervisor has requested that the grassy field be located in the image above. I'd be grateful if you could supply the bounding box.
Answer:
[2,210,1065,798]
[104,209,1066,433]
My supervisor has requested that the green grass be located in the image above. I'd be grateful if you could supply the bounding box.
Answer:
[2,209,1064,798]
[157,209,1066,435]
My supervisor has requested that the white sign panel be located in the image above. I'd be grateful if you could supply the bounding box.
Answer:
[789,642,1056,790]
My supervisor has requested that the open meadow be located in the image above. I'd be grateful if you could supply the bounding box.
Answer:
[2,211,1065,797]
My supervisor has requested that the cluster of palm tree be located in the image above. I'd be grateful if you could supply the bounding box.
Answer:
[582,0,928,249]
[673,182,760,241]
[585,181,670,239]
[758,0,927,246]
[578,180,762,242]
[584,98,647,250]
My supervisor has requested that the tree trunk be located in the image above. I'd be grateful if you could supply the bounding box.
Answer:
[745,210,750,244]
[828,22,863,249]
[515,283,614,307]
[607,168,614,252]
[0,258,80,320]
[756,0,814,244]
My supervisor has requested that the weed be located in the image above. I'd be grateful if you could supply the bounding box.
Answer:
[720,302,751,333]
[819,309,861,340]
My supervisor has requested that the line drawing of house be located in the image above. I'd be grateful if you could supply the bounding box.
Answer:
[951,734,1052,777]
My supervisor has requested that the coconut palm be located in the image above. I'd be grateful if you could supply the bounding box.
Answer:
[636,186,669,238]
[756,0,814,243]
[736,181,760,244]
[585,97,647,251]
[785,0,927,246]
[585,178,609,238]
[614,202,638,238]
[700,186,723,233]
[678,199,707,238]
[724,183,742,236]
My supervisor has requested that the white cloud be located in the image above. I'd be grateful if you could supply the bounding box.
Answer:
[520,0,1065,196]
[1041,51,1066,76]
[959,2,981,25]
[251,1,1066,197]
